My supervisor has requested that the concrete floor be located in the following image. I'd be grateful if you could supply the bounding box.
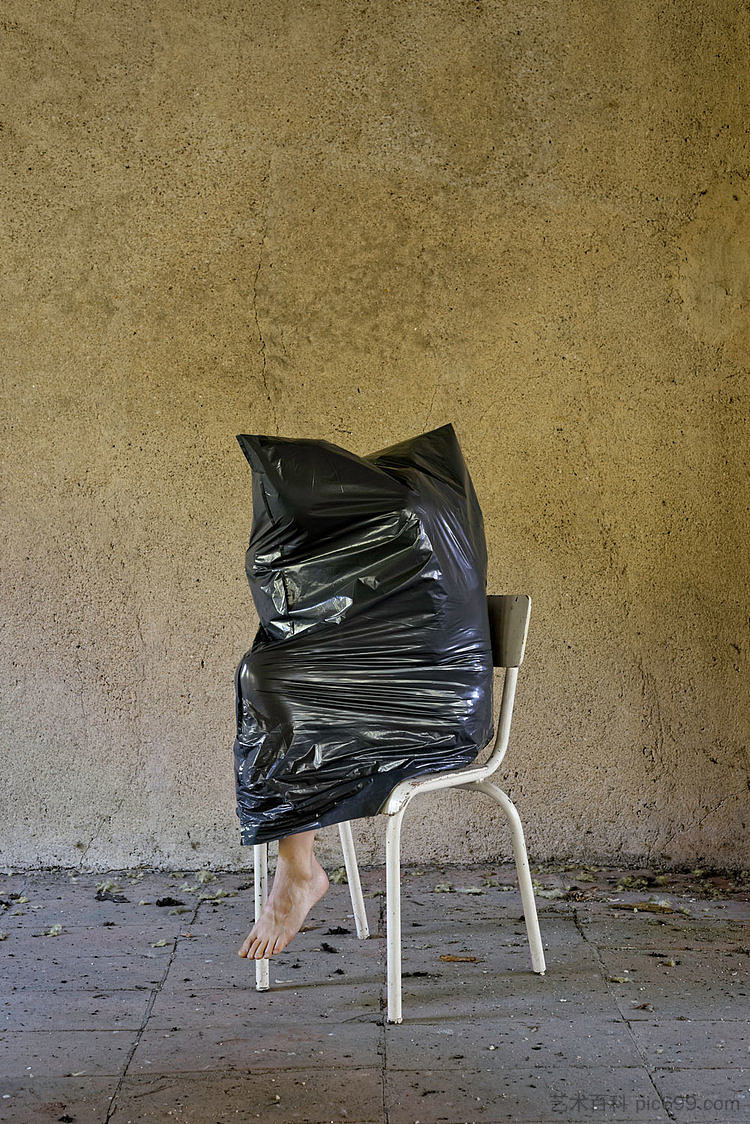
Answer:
[0,862,747,1123]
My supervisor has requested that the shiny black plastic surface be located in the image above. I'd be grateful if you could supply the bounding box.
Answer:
[232,422,494,846]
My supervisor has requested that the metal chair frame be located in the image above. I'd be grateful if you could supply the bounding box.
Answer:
[252,593,546,1023]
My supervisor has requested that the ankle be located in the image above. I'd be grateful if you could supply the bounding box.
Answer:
[275,852,318,880]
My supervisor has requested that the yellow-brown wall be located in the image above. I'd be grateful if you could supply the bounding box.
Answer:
[2,1,748,870]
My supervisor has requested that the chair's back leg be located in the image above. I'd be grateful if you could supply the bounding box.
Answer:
[337,820,370,939]
[472,779,546,974]
[253,842,270,990]
[385,807,407,1023]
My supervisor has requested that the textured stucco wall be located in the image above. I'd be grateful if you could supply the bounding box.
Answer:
[1,1,748,872]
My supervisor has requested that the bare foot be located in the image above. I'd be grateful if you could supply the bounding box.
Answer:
[237,854,329,960]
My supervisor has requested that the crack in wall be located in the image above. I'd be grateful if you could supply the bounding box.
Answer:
[76,605,152,870]
[252,155,278,435]
[76,790,131,869]
[636,654,667,771]
[422,384,439,431]
[660,789,743,852]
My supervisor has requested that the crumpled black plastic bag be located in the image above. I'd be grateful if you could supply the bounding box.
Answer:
[232,422,494,846]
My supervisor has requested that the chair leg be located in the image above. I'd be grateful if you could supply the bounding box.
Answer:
[385,807,407,1023]
[337,820,370,939]
[253,842,270,990]
[473,779,546,974]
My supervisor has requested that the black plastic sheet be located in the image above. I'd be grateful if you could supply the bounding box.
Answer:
[232,422,494,845]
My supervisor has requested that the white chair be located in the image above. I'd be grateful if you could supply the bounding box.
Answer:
[252,593,546,1023]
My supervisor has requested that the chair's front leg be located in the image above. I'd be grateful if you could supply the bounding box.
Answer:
[337,820,370,939]
[253,842,270,990]
[385,807,407,1023]
[473,779,546,974]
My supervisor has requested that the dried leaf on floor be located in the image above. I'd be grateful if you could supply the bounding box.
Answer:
[610,898,685,914]
[96,880,121,893]
[40,923,63,937]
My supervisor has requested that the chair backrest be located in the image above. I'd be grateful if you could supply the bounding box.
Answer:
[487,594,531,668]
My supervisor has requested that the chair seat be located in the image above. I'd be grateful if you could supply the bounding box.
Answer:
[379,760,499,815]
